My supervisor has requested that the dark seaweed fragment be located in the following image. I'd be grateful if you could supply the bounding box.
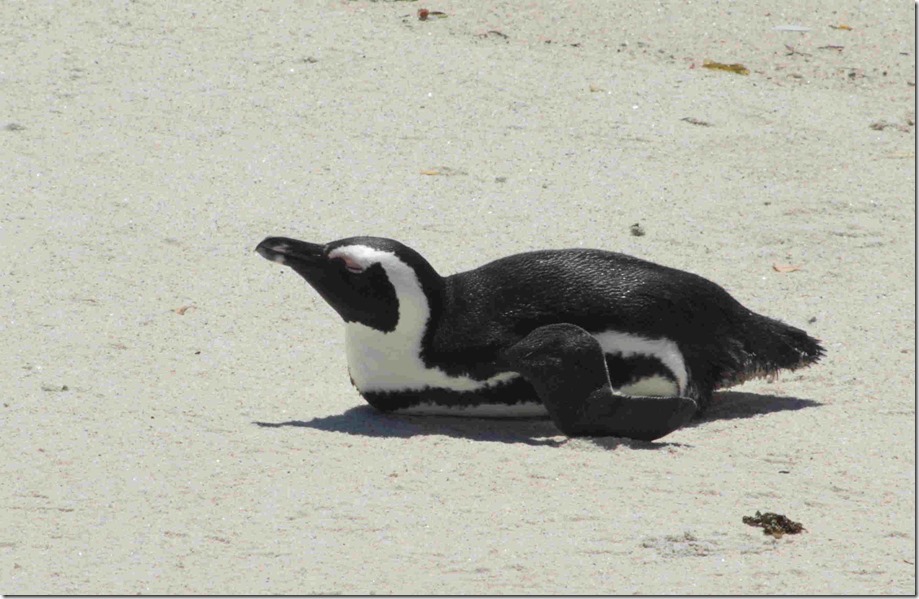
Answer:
[743,511,806,538]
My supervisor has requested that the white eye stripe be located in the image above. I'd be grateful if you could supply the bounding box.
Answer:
[329,245,402,272]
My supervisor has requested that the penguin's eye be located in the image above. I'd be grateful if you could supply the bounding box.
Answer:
[335,256,365,274]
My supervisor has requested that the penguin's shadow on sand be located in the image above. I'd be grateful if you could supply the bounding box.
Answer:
[254,391,821,450]
[690,390,822,426]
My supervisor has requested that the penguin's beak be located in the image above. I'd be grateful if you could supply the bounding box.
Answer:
[256,236,325,268]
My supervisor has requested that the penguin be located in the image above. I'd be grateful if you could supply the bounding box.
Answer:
[255,235,824,440]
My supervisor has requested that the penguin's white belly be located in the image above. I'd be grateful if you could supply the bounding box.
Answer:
[344,322,519,394]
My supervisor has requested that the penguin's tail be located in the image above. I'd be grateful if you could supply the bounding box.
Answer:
[717,313,825,389]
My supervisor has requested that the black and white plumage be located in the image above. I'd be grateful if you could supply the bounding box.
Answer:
[255,235,824,440]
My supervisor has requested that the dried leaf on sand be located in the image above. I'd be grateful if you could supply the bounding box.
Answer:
[772,264,801,273]
[702,60,750,75]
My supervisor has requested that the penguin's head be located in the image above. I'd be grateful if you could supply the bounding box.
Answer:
[256,235,441,333]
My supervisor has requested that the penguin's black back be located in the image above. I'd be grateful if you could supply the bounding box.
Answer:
[424,248,824,401]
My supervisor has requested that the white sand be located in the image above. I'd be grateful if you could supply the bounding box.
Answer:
[1,1,914,594]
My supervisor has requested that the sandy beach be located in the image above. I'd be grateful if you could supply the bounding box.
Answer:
[1,0,915,594]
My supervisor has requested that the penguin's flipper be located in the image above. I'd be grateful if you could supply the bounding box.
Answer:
[501,323,697,441]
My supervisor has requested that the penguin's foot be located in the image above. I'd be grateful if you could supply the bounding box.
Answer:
[502,323,698,441]
[570,390,697,441]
